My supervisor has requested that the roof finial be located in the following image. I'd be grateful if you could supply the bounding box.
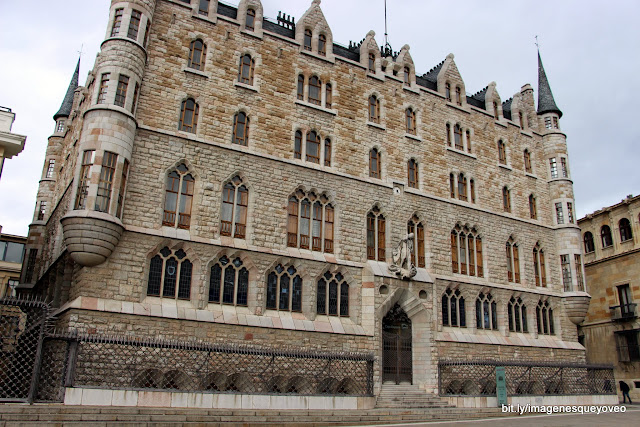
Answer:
[535,35,539,51]
[77,43,84,62]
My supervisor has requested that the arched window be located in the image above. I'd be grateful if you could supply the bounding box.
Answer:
[232,112,249,146]
[318,34,326,56]
[493,101,499,119]
[446,123,451,146]
[503,186,511,213]
[407,215,425,268]
[308,76,322,105]
[297,74,304,100]
[208,256,249,306]
[451,225,483,277]
[369,148,381,178]
[455,86,462,106]
[403,67,410,85]
[536,300,554,335]
[476,293,497,330]
[294,130,302,159]
[457,173,467,202]
[529,194,537,219]
[620,218,633,242]
[449,173,455,198]
[317,271,349,316]
[287,190,334,253]
[188,39,207,71]
[368,52,375,72]
[406,108,416,135]
[533,243,546,287]
[498,140,507,164]
[325,83,332,108]
[163,163,194,229]
[601,225,613,248]
[220,176,248,239]
[245,8,256,31]
[304,29,312,51]
[147,247,192,300]
[523,149,532,173]
[454,125,463,150]
[442,288,465,327]
[368,95,380,123]
[506,237,520,283]
[267,265,302,312]
[470,179,476,203]
[407,159,418,188]
[179,98,199,133]
[238,54,255,85]
[583,232,595,253]
[445,83,451,102]
[508,297,527,333]
[306,131,320,163]
[367,207,385,261]
[466,130,472,153]
[324,138,332,167]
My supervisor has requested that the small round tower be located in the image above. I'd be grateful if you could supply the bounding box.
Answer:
[61,0,156,266]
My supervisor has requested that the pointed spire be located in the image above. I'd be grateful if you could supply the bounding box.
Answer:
[53,59,80,121]
[536,51,562,118]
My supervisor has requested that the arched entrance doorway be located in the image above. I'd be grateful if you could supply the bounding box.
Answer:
[382,303,412,384]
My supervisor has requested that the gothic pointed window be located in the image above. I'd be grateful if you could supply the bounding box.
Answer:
[524,149,532,173]
[208,256,249,306]
[407,216,425,268]
[457,173,467,202]
[318,34,326,56]
[506,237,520,283]
[188,39,207,71]
[451,225,482,277]
[306,131,320,163]
[502,186,511,213]
[179,98,199,133]
[238,54,255,85]
[583,232,595,253]
[498,140,507,165]
[508,297,527,333]
[369,148,381,178]
[406,108,416,135]
[368,95,380,123]
[536,300,554,335]
[267,265,302,312]
[446,123,451,146]
[476,293,497,330]
[620,218,633,242]
[470,179,476,204]
[287,190,333,253]
[220,176,248,239]
[324,138,332,167]
[466,130,472,153]
[294,130,302,159]
[297,74,304,100]
[533,243,546,287]
[367,207,385,261]
[449,173,455,198]
[95,151,118,213]
[163,163,194,229]
[232,112,249,146]
[454,125,463,150]
[325,83,332,108]
[529,194,537,219]
[304,29,312,51]
[601,225,613,248]
[74,150,95,210]
[442,288,465,327]
[147,247,192,300]
[317,271,349,316]
[309,76,322,105]
[245,8,256,31]
[407,159,418,188]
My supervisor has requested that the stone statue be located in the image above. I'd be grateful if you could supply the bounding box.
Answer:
[389,233,417,280]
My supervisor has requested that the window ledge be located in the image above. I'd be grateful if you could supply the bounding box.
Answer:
[403,85,421,95]
[446,146,477,159]
[621,239,633,245]
[191,11,217,25]
[301,49,335,64]
[183,67,210,78]
[520,130,533,137]
[240,29,263,40]
[294,100,337,116]
[234,81,258,92]
[446,102,471,114]
[548,177,573,185]
[498,163,512,171]
[494,120,508,128]
[405,133,421,142]
[366,72,385,82]
[367,121,386,130]
[525,172,538,179]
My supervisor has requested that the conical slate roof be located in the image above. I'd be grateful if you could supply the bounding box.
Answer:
[537,52,562,118]
[53,59,80,121]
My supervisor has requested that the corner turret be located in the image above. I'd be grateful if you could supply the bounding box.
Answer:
[537,52,562,131]
[53,59,80,134]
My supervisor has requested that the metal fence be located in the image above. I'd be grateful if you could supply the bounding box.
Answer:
[439,360,616,397]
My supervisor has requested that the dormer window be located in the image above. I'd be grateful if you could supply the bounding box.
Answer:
[544,117,552,129]
[245,9,255,31]
[493,102,499,119]
[368,53,375,73]
[519,112,524,128]
[56,120,65,133]
[304,29,312,51]
[445,83,451,102]
[318,34,326,56]
[455,87,462,106]
[403,67,410,85]
[198,0,210,16]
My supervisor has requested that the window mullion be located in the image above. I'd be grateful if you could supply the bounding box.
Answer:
[276,275,281,311]
[296,200,302,248]
[233,267,238,306]
[159,258,166,296]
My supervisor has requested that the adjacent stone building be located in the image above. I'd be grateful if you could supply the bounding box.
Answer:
[0,233,25,298]
[0,106,26,181]
[18,0,603,407]
[578,195,640,402]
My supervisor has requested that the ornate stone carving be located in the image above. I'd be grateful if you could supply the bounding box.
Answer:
[389,233,417,280]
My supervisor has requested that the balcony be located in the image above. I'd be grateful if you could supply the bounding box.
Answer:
[610,303,638,321]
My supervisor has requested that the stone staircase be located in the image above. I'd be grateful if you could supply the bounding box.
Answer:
[376,384,453,408]
[0,403,521,426]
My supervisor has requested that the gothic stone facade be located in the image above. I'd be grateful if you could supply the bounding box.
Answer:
[22,0,590,398]
[578,195,640,402]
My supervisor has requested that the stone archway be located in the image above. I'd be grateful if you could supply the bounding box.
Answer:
[382,303,412,384]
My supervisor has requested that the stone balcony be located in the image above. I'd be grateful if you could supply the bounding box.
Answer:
[61,210,124,267]
[562,291,591,325]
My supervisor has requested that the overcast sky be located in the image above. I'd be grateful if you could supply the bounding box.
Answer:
[1,0,639,236]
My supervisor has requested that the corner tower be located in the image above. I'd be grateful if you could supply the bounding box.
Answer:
[537,51,589,324]
[60,0,156,266]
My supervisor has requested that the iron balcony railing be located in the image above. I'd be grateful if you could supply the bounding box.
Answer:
[610,303,637,321]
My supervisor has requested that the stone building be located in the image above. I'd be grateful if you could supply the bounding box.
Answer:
[578,195,640,402]
[17,0,606,407]
[0,106,26,181]
[0,233,25,298]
